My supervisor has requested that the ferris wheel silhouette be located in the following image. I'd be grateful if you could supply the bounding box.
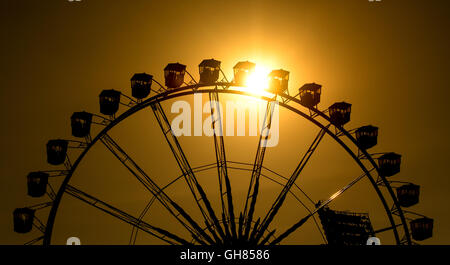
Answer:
[14,58,433,245]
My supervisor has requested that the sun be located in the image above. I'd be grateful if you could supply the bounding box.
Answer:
[244,65,271,94]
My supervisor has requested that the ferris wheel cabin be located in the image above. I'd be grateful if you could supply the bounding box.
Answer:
[329,102,352,126]
[268,69,290,95]
[99,89,121,116]
[233,61,255,86]
[27,172,49,198]
[46,139,68,165]
[378,152,401,177]
[355,125,379,150]
[199,59,221,84]
[164,63,186,88]
[396,183,420,208]
[130,73,152,99]
[299,83,322,108]
[410,217,434,241]
[71,112,93,138]
[13,208,35,234]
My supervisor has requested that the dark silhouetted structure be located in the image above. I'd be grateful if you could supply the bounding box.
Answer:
[299,83,321,108]
[131,73,152,99]
[318,206,374,245]
[14,58,433,246]
[329,102,352,126]
[199,59,221,84]
[410,217,433,241]
[46,139,68,165]
[27,172,49,198]
[164,63,186,88]
[99,89,121,116]
[268,69,289,94]
[396,184,420,207]
[233,61,255,86]
[355,125,378,150]
[71,112,93,138]
[378,152,401,177]
[13,208,35,233]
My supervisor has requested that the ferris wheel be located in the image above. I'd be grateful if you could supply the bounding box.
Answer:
[14,59,433,245]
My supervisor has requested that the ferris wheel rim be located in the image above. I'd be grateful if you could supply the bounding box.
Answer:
[42,84,410,245]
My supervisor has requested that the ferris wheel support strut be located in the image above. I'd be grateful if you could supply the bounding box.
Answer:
[253,125,329,244]
[151,101,227,243]
[209,91,237,241]
[100,133,214,244]
[241,98,277,241]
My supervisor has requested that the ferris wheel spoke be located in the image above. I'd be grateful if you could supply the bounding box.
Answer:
[241,99,277,241]
[259,229,277,245]
[151,101,227,243]
[374,223,404,234]
[32,216,47,234]
[64,184,190,245]
[99,133,215,244]
[253,125,329,243]
[129,195,157,245]
[24,236,45,246]
[209,91,236,240]
[129,172,188,245]
[269,170,372,245]
[226,162,326,243]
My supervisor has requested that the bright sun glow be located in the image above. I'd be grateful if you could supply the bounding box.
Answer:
[244,65,271,94]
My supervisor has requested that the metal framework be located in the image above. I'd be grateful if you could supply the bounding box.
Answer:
[241,99,277,241]
[15,65,432,245]
[151,101,225,243]
[65,184,190,245]
[99,133,213,244]
[253,125,329,244]
[208,90,236,240]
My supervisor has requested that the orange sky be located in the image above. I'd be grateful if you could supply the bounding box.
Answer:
[1,0,449,245]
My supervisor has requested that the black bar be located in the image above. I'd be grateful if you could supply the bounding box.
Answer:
[0,245,448,264]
